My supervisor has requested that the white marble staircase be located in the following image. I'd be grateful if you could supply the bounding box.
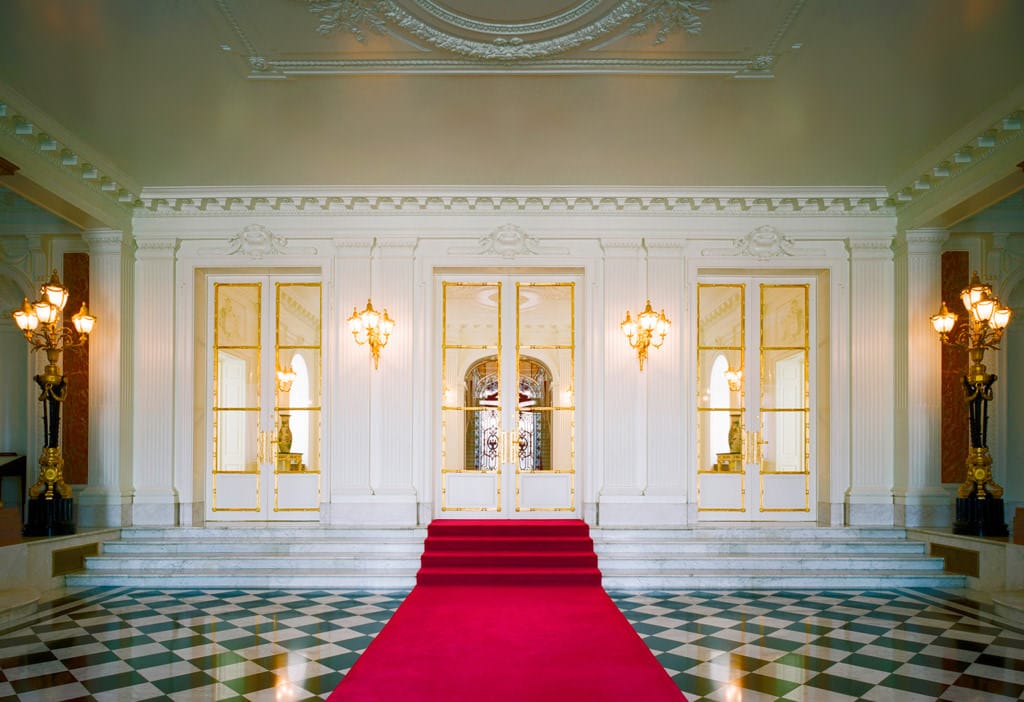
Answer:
[594,526,965,590]
[65,524,966,591]
[66,526,427,590]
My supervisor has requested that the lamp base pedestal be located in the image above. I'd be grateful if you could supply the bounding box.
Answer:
[952,495,1008,538]
[22,494,76,537]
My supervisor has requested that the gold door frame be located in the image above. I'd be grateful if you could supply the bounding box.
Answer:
[696,278,814,518]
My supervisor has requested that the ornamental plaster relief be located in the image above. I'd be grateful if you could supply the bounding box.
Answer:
[220,0,800,77]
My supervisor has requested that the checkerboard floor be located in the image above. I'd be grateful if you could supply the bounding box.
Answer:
[1,587,1021,701]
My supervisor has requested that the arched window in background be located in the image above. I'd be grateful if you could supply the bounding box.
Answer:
[709,354,730,456]
[289,352,310,459]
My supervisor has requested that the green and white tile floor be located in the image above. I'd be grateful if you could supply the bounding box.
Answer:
[1,587,1021,701]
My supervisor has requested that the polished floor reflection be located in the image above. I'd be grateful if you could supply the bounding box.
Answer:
[1,587,1021,701]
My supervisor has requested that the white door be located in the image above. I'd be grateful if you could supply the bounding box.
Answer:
[696,278,816,521]
[437,275,579,518]
[206,276,322,521]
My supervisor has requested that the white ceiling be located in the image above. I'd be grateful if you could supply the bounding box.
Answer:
[0,0,1022,194]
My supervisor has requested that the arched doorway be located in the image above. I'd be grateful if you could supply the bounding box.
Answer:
[464,355,553,473]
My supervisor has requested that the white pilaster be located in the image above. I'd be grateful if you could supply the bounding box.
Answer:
[131,239,178,525]
[597,239,645,525]
[326,239,374,526]
[368,239,417,523]
[894,228,952,527]
[846,236,896,525]
[78,229,133,527]
[641,240,687,524]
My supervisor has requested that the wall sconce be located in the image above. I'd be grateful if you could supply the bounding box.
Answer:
[724,367,743,392]
[621,299,670,371]
[930,270,1012,537]
[11,269,96,536]
[348,298,395,370]
[276,364,296,392]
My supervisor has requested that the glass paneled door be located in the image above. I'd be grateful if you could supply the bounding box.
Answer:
[438,276,578,517]
[696,278,815,521]
[206,276,322,521]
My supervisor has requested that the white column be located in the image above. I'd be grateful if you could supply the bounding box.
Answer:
[368,239,417,524]
[846,236,896,525]
[598,239,645,525]
[894,228,951,527]
[131,239,178,525]
[326,239,373,525]
[642,240,687,524]
[78,229,133,527]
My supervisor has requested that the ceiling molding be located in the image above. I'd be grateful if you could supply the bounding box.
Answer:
[135,186,893,217]
[0,89,140,230]
[220,0,802,77]
[889,106,1024,211]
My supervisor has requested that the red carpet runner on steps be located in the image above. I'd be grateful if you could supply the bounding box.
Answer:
[327,519,686,702]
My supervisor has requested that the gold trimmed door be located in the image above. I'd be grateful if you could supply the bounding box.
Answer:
[437,275,579,518]
[696,277,816,521]
[205,275,322,521]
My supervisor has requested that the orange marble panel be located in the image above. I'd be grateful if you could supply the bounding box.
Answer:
[941,251,969,484]
[62,253,89,485]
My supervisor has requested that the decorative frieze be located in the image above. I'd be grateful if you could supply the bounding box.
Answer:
[137,191,893,217]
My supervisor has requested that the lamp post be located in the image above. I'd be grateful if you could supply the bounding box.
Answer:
[11,270,95,536]
[931,271,1011,537]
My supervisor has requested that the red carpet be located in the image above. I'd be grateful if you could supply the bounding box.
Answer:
[327,520,685,702]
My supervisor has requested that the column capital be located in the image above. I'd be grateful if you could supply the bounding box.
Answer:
[374,238,418,257]
[333,238,375,257]
[847,237,893,259]
[601,239,644,257]
[134,238,177,260]
[903,227,949,252]
[82,228,125,254]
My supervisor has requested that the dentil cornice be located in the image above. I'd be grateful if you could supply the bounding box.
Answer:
[890,107,1023,209]
[0,85,142,223]
[136,188,893,217]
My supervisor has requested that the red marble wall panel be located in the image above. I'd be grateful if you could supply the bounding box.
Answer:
[941,251,969,484]
[62,253,89,485]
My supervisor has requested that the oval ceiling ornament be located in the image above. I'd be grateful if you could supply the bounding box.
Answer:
[304,0,713,60]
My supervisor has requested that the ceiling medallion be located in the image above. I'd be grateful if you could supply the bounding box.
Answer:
[304,0,713,60]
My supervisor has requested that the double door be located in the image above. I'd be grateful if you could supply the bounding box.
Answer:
[438,275,578,517]
[206,275,322,520]
[696,277,815,520]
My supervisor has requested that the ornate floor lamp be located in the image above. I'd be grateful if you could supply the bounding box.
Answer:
[11,270,95,536]
[931,271,1011,537]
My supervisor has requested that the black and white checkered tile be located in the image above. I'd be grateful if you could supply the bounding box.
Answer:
[613,589,1024,702]
[1,587,1021,701]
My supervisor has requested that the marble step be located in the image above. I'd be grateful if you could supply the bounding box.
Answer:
[66,569,417,590]
[595,539,927,555]
[593,527,912,541]
[601,570,967,590]
[103,538,426,555]
[83,553,422,572]
[596,554,946,572]
[117,526,427,540]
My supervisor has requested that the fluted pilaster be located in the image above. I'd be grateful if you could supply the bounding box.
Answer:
[644,241,685,496]
[131,239,178,525]
[332,239,373,500]
[601,240,644,494]
[894,228,951,526]
[372,239,416,500]
[78,229,133,527]
[846,237,896,525]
